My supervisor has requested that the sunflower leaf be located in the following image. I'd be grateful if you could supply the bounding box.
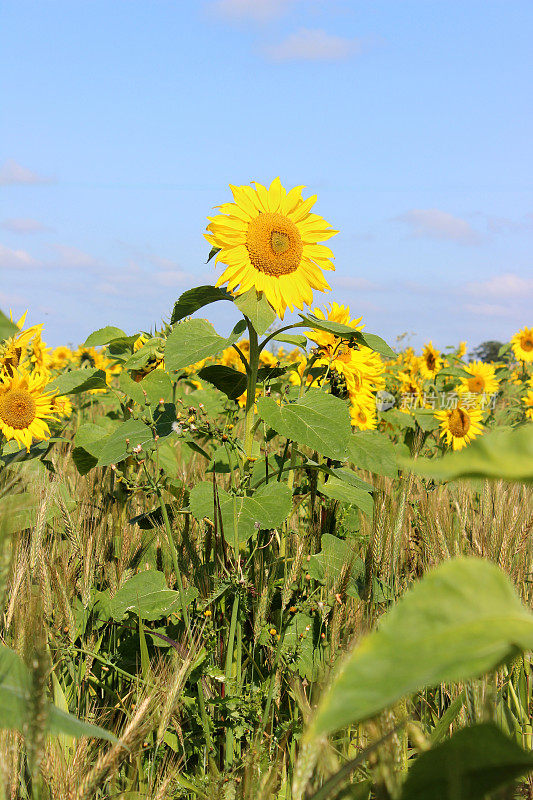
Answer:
[400,424,533,483]
[47,368,108,395]
[170,285,233,324]
[234,289,277,336]
[83,326,127,347]
[165,319,238,372]
[198,365,247,400]
[257,389,351,461]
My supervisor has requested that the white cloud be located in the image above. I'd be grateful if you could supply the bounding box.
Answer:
[464,272,533,297]
[50,244,102,269]
[332,276,381,291]
[0,244,41,269]
[208,0,296,22]
[155,270,193,287]
[1,217,49,234]
[463,302,512,317]
[0,159,53,186]
[266,28,362,61]
[395,209,481,245]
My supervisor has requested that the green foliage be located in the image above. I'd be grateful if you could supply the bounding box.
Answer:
[258,389,352,461]
[0,646,117,741]
[307,534,364,598]
[319,476,373,517]
[300,314,396,358]
[102,570,198,622]
[0,309,17,342]
[47,367,108,395]
[402,424,533,483]
[84,326,128,347]
[399,723,533,800]
[198,365,247,400]
[348,430,398,477]
[234,288,276,336]
[189,480,292,547]
[170,285,233,324]
[308,557,533,738]
[165,319,238,372]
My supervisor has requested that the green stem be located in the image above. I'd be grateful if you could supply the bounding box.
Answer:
[155,485,196,654]
[224,594,240,768]
[244,322,259,459]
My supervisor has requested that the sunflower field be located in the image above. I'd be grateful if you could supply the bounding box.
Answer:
[1,180,533,800]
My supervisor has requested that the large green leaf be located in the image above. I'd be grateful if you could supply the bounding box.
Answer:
[401,424,533,483]
[84,326,127,347]
[119,369,174,406]
[307,557,533,739]
[72,422,109,474]
[234,288,276,336]
[170,285,233,324]
[105,571,197,622]
[319,476,373,517]
[0,491,73,535]
[307,534,364,598]
[165,319,237,372]
[97,419,154,466]
[348,431,398,478]
[0,309,17,342]
[257,389,351,461]
[0,646,116,741]
[47,368,108,395]
[198,365,247,400]
[189,481,292,548]
[399,723,533,800]
[301,315,395,358]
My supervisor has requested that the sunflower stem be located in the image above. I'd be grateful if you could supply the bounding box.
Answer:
[244,321,259,460]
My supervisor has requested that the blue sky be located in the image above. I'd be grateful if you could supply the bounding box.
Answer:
[1,0,532,350]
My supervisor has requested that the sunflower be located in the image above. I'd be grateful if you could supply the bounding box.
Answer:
[205,178,338,319]
[459,360,499,395]
[0,369,57,450]
[0,322,43,377]
[522,389,533,421]
[51,345,73,370]
[349,395,377,431]
[434,403,484,451]
[419,341,443,381]
[50,394,73,419]
[511,326,533,363]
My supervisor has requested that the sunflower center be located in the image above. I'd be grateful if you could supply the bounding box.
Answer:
[448,408,471,437]
[467,375,485,393]
[0,388,37,430]
[246,212,303,277]
[521,336,533,352]
[426,353,436,370]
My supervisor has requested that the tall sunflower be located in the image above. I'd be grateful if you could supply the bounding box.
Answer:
[511,326,533,363]
[434,403,484,451]
[0,370,57,450]
[205,178,338,319]
[419,341,443,381]
[459,360,499,395]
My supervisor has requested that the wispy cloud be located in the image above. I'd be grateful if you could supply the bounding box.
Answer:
[1,217,50,234]
[155,270,194,287]
[0,159,53,186]
[464,272,533,297]
[0,243,42,269]
[266,28,363,61]
[395,209,481,245]
[50,244,103,269]
[332,275,382,291]
[207,0,297,22]
[463,302,512,317]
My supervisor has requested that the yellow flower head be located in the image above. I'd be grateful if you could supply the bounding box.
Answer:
[434,403,484,451]
[511,326,533,363]
[50,394,73,419]
[522,389,533,421]
[0,322,43,377]
[419,341,443,381]
[205,178,338,319]
[51,345,72,370]
[459,360,499,396]
[349,396,377,431]
[0,369,57,451]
